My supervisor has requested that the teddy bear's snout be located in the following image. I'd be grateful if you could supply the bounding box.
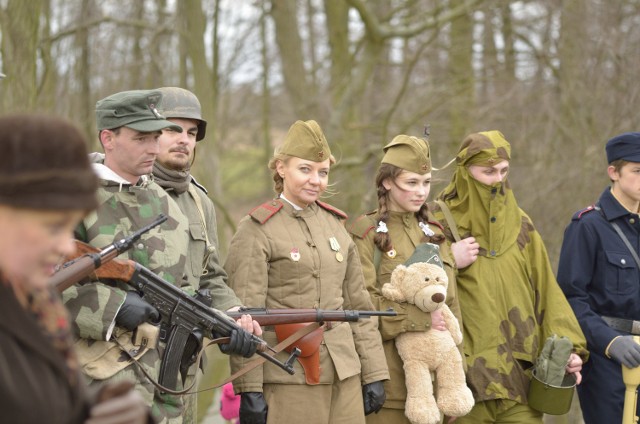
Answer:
[431,292,445,303]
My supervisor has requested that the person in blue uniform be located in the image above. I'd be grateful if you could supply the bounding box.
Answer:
[557,132,640,424]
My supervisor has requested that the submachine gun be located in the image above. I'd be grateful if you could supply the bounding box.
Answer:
[51,220,397,391]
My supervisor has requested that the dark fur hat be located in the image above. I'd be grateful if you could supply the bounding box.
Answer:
[0,114,98,210]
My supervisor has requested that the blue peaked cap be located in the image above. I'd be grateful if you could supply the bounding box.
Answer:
[606,132,640,163]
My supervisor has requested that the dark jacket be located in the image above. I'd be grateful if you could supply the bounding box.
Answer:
[558,187,640,423]
[0,282,90,424]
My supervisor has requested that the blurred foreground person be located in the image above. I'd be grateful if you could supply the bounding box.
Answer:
[0,114,149,424]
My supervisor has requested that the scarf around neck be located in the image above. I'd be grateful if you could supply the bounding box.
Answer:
[153,162,191,194]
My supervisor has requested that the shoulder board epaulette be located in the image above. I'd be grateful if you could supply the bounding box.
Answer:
[249,200,284,224]
[427,219,444,232]
[190,176,208,194]
[573,204,596,220]
[348,212,377,239]
[316,200,348,220]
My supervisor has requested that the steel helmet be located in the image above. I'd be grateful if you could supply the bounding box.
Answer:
[157,86,207,141]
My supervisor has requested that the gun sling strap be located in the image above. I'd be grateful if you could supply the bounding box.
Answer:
[435,200,462,242]
[595,204,640,335]
[114,321,322,395]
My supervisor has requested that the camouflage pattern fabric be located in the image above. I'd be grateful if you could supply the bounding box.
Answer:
[430,131,587,405]
[62,173,190,423]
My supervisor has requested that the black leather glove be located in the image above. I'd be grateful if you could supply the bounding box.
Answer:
[216,327,257,358]
[362,380,386,415]
[115,292,160,331]
[609,336,640,368]
[239,392,268,424]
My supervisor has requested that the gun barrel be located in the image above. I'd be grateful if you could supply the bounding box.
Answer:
[228,308,397,326]
[361,310,398,317]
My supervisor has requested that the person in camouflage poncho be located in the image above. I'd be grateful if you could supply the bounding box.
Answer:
[429,131,587,423]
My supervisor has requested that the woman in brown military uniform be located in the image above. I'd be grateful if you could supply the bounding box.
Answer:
[224,120,390,424]
[349,135,480,424]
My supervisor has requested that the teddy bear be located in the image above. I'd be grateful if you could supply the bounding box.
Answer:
[381,244,474,424]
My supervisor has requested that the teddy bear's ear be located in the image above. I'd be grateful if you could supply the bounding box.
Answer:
[382,265,408,302]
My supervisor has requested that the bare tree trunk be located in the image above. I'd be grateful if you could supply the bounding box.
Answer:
[0,0,43,112]
[75,0,95,144]
[260,0,273,194]
[447,7,474,144]
[270,0,317,118]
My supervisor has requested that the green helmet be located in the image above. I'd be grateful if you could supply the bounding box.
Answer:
[157,87,207,141]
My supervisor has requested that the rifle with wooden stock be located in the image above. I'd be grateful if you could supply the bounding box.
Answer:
[52,236,396,391]
[49,214,168,291]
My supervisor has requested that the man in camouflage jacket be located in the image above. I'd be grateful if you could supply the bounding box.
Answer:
[62,90,255,424]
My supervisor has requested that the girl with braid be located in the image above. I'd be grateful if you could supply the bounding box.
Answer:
[349,135,479,424]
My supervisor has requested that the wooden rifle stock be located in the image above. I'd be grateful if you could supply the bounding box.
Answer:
[52,240,138,292]
[50,214,167,292]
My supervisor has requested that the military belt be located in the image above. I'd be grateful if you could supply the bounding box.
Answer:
[602,316,640,335]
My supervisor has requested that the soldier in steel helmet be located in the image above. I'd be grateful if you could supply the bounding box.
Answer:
[0,113,150,424]
[153,86,262,421]
[224,120,390,424]
[60,89,258,424]
[348,134,478,423]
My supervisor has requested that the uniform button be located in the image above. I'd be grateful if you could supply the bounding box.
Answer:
[622,259,627,265]
[313,302,319,308]
[201,231,206,237]
[491,188,497,194]
[631,218,636,224]
[137,243,144,250]
[490,250,496,256]
[312,271,319,277]
[410,323,416,328]
[490,217,496,223]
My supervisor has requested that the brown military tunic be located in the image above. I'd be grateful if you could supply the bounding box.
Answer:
[225,199,389,418]
[349,210,463,416]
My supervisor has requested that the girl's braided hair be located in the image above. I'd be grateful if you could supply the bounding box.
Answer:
[374,163,443,253]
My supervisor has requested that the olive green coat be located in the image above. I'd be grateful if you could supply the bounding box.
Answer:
[164,181,241,311]
[225,199,389,393]
[349,210,463,410]
[430,202,588,403]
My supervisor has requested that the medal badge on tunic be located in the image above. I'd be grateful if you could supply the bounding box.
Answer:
[290,247,300,262]
[329,237,343,262]
[386,249,397,258]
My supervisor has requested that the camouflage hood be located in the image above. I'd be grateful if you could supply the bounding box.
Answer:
[437,131,521,258]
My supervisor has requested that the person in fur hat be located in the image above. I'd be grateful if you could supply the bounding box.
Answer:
[0,113,150,423]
